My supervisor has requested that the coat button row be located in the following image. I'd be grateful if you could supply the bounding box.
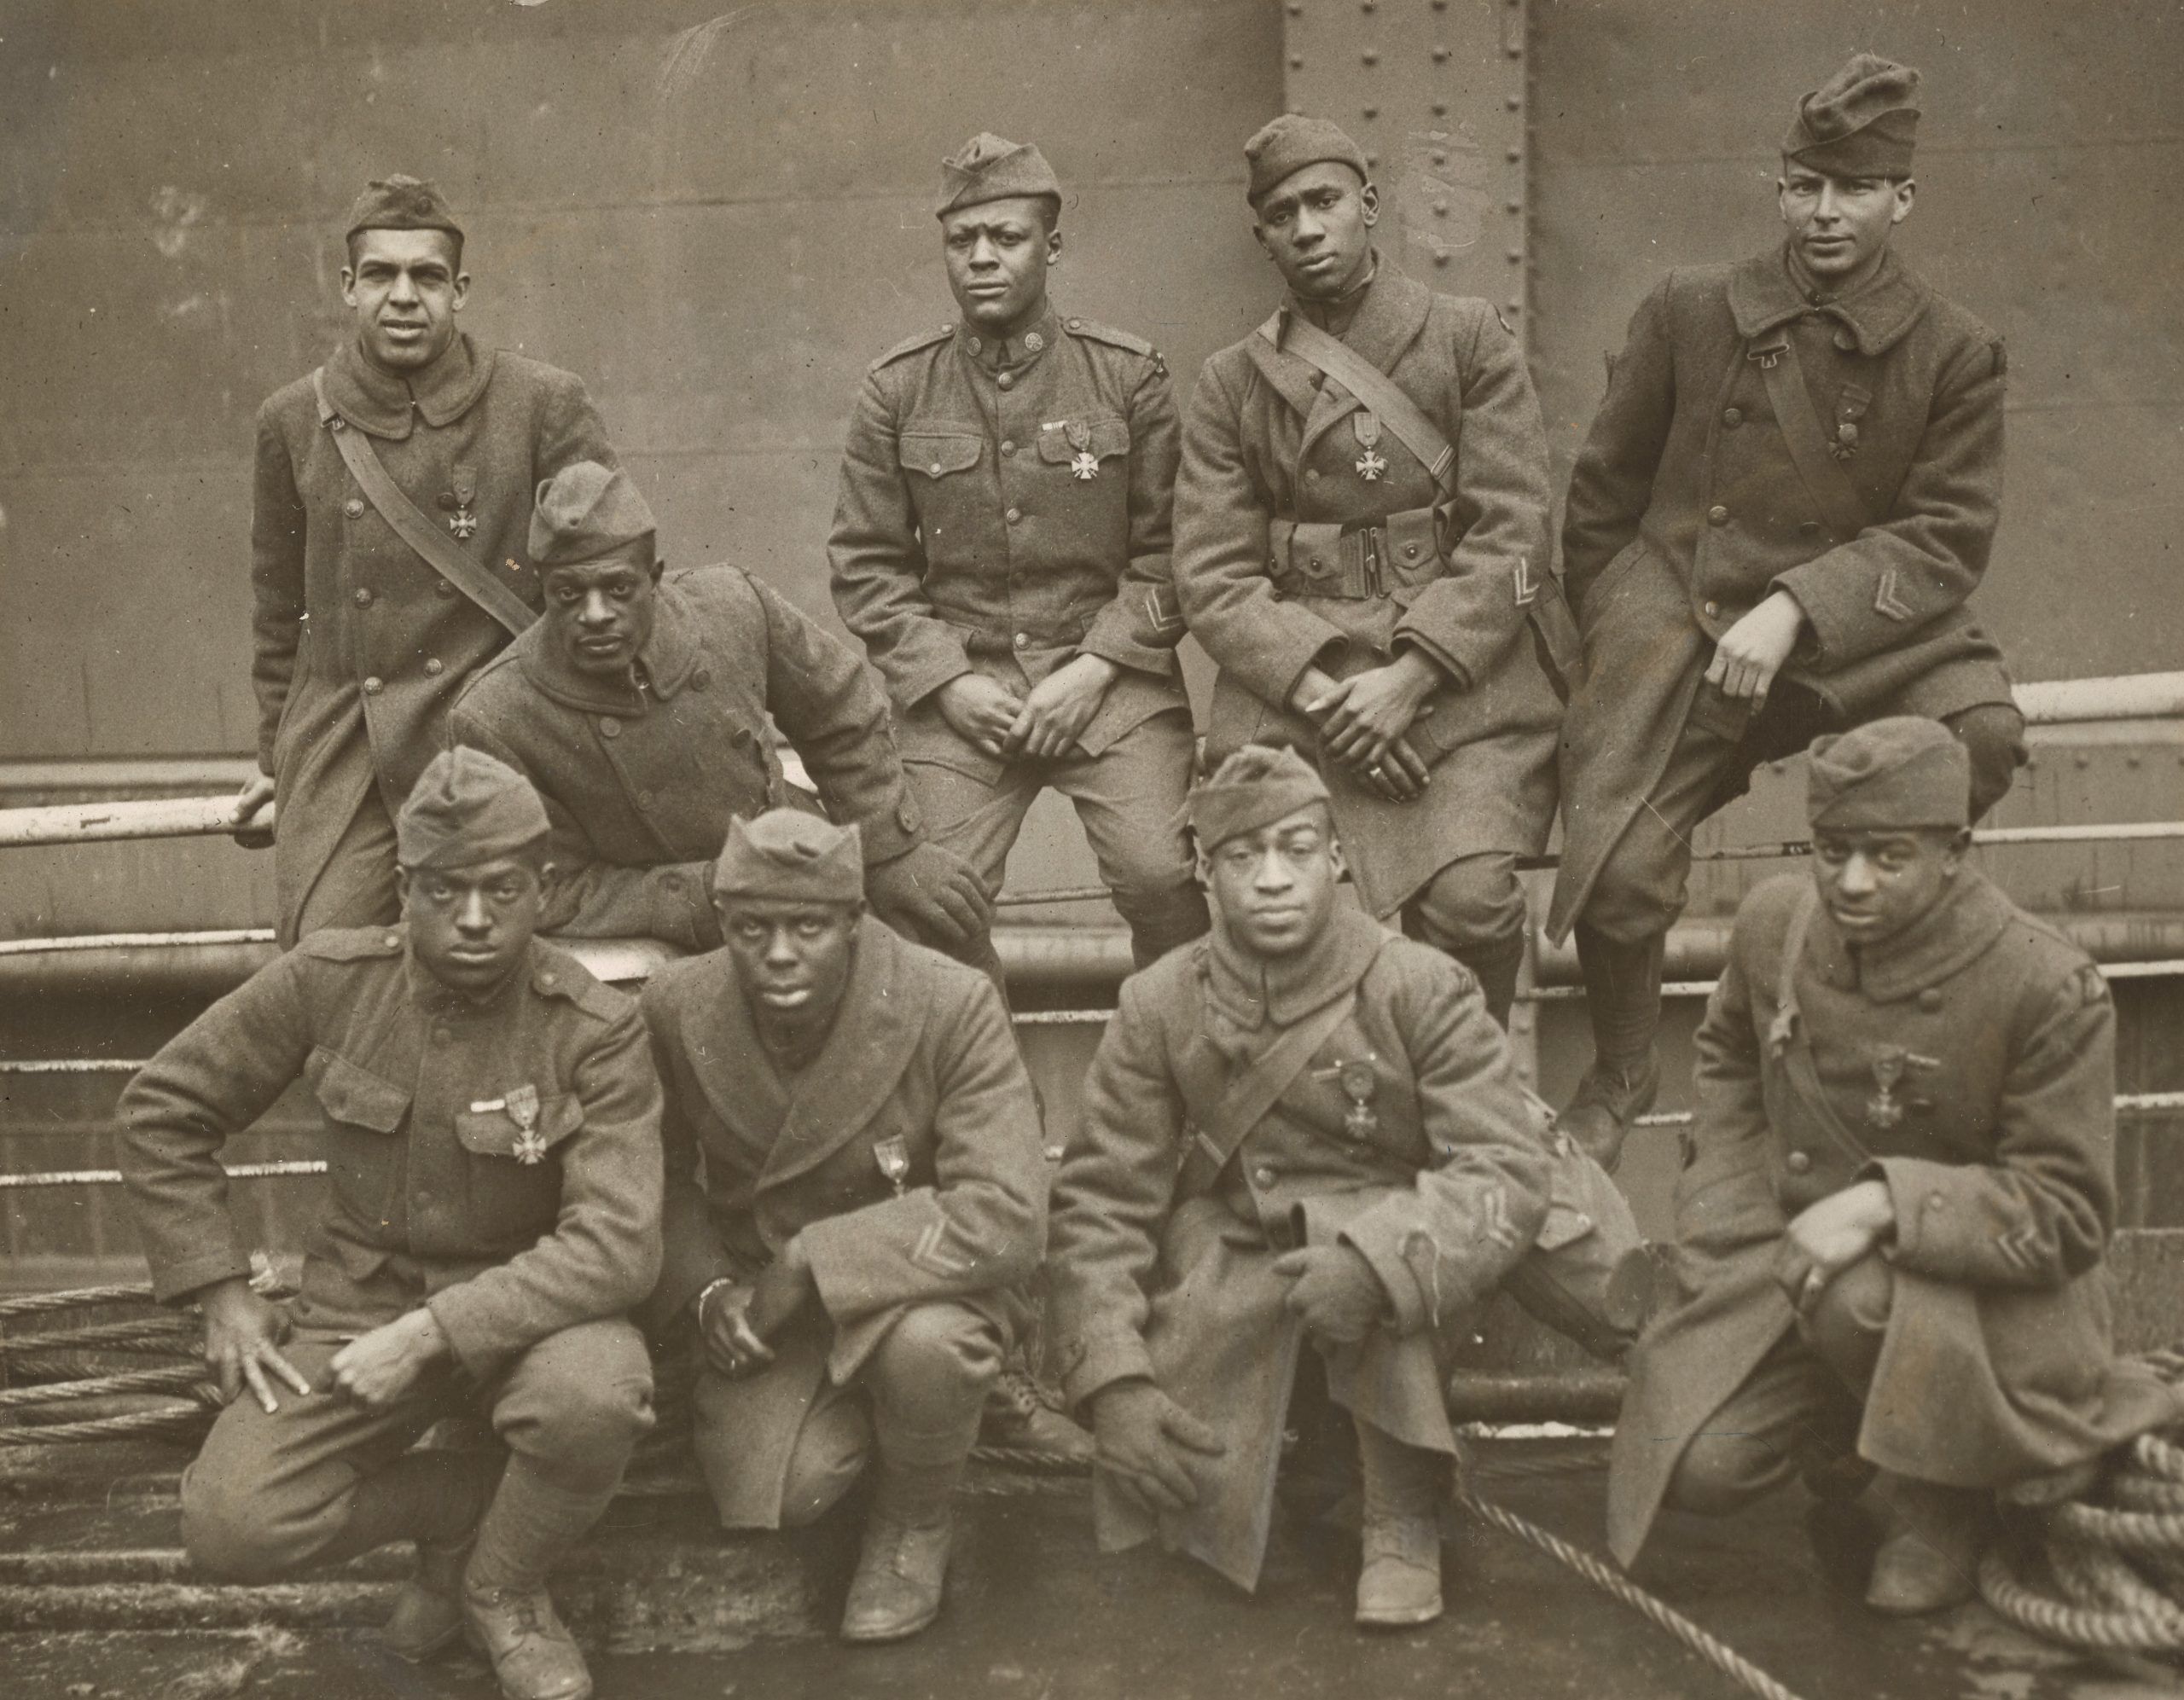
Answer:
[423,659,443,676]
[600,717,621,737]
[997,372,1015,391]
[353,588,373,606]
[363,676,384,695]
[1707,505,1730,525]
[1014,633,1031,649]
[344,498,365,519]
[1001,439,1016,456]
[1722,407,1743,428]
[1006,506,1022,524]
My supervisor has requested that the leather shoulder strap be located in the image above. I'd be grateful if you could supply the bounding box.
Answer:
[311,368,537,638]
[1258,313,1455,491]
[1765,885,1874,1163]
[1747,338,1872,543]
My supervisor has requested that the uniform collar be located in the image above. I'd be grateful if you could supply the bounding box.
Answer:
[955,302,1059,375]
[514,575,702,715]
[1278,251,1432,373]
[321,329,496,440]
[1805,867,2015,1002]
[1728,243,1931,357]
[1204,902,1386,1030]
[404,936,537,1013]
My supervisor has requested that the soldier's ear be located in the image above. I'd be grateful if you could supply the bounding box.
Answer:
[450,270,472,313]
[1889,178,1917,226]
[1357,181,1380,227]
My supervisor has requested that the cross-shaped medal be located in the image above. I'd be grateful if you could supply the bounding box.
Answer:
[507,1083,547,1163]
[1354,446,1387,482]
[1070,450,1100,481]
[448,508,478,540]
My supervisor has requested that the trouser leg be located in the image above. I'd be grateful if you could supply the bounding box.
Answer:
[1941,702,2028,822]
[1058,708,1210,970]
[179,1334,456,1582]
[1661,1331,1862,1520]
[1404,851,1528,1028]
[775,1382,877,1529]
[898,755,1040,992]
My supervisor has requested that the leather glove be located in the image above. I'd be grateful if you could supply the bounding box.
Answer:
[1089,1380,1228,1517]
[864,839,993,950]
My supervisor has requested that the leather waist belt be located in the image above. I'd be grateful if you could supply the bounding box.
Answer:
[1268,505,1438,601]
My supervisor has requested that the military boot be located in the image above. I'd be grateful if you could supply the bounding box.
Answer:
[1864,1473,1988,1616]
[462,1459,615,1700]
[1354,1422,1446,1629]
[839,1460,962,1643]
[1560,927,1665,1169]
[983,1362,1095,1465]
[381,1446,502,1663]
[1449,930,1525,1033]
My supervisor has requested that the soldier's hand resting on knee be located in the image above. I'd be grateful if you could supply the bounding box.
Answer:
[1273,1244,1390,1344]
[936,674,1027,759]
[865,841,994,949]
[329,1308,450,1408]
[1003,654,1118,760]
[1289,666,1428,803]
[1774,1179,1895,1313]
[1705,591,1807,705]
[1090,1379,1228,1516]
[198,1277,314,1413]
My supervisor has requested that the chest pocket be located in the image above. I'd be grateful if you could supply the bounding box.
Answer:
[899,431,984,481]
[1035,415,1130,473]
[305,1047,410,1224]
[454,1093,584,1244]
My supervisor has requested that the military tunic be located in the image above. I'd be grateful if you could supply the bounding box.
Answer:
[1550,248,2017,941]
[828,304,1205,963]
[1608,871,2178,1566]
[253,334,617,945]
[450,566,927,953]
[1173,259,1562,920]
[1047,907,1554,1589]
[642,920,1047,1529]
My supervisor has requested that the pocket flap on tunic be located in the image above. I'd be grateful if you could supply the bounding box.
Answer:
[305,1047,410,1134]
[1036,417,1130,464]
[899,432,984,479]
[454,1094,584,1161]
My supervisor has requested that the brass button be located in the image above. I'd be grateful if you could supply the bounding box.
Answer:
[1024,330,1044,352]
[1403,543,1420,560]
[353,587,373,606]
[997,371,1014,392]
[433,1027,451,1046]
[661,872,682,892]
[1014,632,1031,649]
[1001,439,1016,455]
[1926,1192,1945,1210]
[1305,468,1321,482]
[343,498,365,519]
[1722,407,1743,428]
[1704,600,1720,618]
[1918,988,1943,1011]
[423,658,443,676]
[600,716,621,738]
[691,667,712,691]
[437,491,458,510]
[1005,506,1022,524]
[1707,505,1729,526]
[1786,1151,1812,1175]
[363,676,384,695]
[436,580,457,598]
[928,461,944,476]
[967,336,983,355]
[1253,1165,1276,1188]
[636,789,655,809]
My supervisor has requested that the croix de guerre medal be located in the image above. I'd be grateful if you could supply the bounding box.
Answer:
[1352,413,1387,482]
[1066,419,1099,481]
[448,465,479,540]
[505,1082,547,1164]
[1864,1048,1939,1133]
[874,1135,910,1198]
[1313,1054,1381,1140]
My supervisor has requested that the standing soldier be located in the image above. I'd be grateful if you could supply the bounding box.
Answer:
[120,749,663,1700]
[239,175,619,947]
[1173,115,1571,1029]
[1608,719,2177,1613]
[642,810,1048,1642]
[450,461,993,961]
[829,132,1208,975]
[1047,746,1641,1627]
[1548,55,2026,1165]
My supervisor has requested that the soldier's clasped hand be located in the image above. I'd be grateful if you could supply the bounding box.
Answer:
[1774,1178,1896,1311]
[935,673,1028,759]
[1089,1380,1228,1517]
[329,1308,451,1408]
[1002,654,1120,760]
[197,1277,313,1414]
[1273,1244,1390,1343]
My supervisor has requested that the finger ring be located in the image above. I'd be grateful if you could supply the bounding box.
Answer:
[1368,765,1385,779]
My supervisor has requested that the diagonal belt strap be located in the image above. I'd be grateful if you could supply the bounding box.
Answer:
[1188,987,1365,1180]
[1260,313,1455,490]
[1747,336,1873,544]
[311,368,536,638]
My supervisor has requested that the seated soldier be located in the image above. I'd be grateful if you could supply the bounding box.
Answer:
[640,809,1048,1642]
[1609,717,2179,1614]
[118,748,663,1700]
[450,459,993,966]
[1046,745,1647,1628]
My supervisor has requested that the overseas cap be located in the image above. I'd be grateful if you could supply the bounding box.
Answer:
[1807,717,1970,833]
[1783,53,1920,178]
[1243,113,1370,205]
[528,461,656,570]
[397,746,550,872]
[936,133,1062,218]
[712,810,866,904]
[1189,744,1333,851]
[343,174,463,243]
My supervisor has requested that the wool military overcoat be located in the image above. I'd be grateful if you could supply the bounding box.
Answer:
[1173,260,1562,919]
[1048,907,1554,1588]
[1608,871,2180,1565]
[641,920,1047,1529]
[828,305,1190,786]
[253,333,615,941]
[450,566,922,951]
[118,927,663,1376]
[1550,248,2017,939]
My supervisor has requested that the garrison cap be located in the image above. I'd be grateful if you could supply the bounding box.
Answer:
[1189,744,1333,851]
[343,174,463,244]
[397,746,551,872]
[936,133,1062,219]
[1243,113,1370,206]
[1806,717,1969,833]
[528,461,656,569]
[1783,53,1920,179]
[712,809,866,904]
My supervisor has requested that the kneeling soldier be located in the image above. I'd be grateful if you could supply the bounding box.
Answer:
[120,748,664,1700]
[642,809,1047,1641]
[1609,718,2178,1613]
[1048,746,1642,1627]
[452,460,994,966]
